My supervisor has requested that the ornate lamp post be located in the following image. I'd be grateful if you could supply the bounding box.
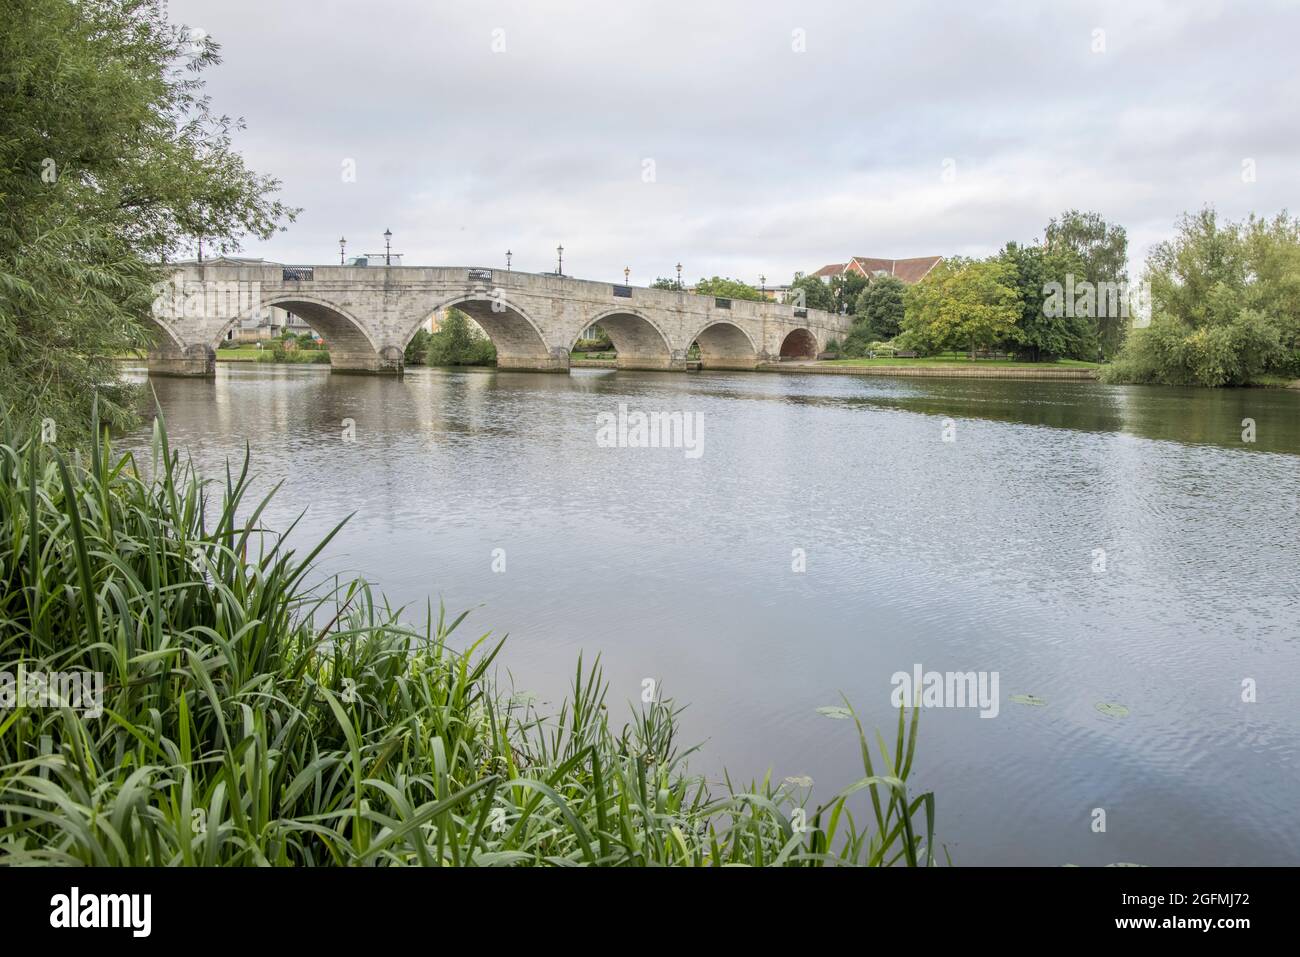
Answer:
[506,249,512,271]
[624,266,630,285]
[760,274,766,293]
[556,244,564,277]
[675,262,682,289]
[384,228,392,266]
[339,236,346,265]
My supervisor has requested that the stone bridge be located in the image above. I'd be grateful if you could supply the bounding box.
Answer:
[148,263,851,375]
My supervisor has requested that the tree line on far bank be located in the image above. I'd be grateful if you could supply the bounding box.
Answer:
[787,208,1300,386]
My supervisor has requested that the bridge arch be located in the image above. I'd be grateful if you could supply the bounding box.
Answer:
[779,327,819,360]
[145,313,217,376]
[147,312,188,357]
[410,294,565,372]
[691,320,759,370]
[573,308,676,370]
[217,294,387,371]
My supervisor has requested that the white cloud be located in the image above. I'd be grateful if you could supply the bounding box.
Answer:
[170,0,1300,283]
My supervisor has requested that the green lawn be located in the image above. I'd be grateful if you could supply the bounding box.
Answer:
[217,348,328,362]
[820,354,1101,369]
[215,348,263,360]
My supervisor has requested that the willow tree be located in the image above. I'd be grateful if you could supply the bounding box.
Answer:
[0,0,296,442]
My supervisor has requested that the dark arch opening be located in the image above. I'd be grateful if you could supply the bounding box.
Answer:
[265,299,377,369]
[208,297,389,372]
[692,321,758,370]
[433,298,564,372]
[573,312,674,370]
[779,328,818,360]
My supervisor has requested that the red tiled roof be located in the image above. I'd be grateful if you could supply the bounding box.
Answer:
[811,263,846,278]
[809,257,943,283]
[847,256,943,283]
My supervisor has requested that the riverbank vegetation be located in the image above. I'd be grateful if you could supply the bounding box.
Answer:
[816,210,1129,364]
[814,207,1300,387]
[0,0,295,444]
[822,355,1099,369]
[1100,210,1300,387]
[0,414,935,865]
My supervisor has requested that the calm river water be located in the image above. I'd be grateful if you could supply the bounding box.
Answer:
[123,364,1300,866]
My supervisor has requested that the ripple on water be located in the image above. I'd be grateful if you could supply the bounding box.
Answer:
[124,366,1300,865]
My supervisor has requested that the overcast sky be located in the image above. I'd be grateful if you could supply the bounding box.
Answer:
[169,0,1299,284]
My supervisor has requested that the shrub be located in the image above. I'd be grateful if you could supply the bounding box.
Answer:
[405,328,431,365]
[427,310,497,367]
[1105,209,1297,385]
[1101,310,1282,387]
[254,345,329,365]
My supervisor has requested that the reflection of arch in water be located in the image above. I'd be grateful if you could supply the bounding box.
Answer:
[574,309,678,370]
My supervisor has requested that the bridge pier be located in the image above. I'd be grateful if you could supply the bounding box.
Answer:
[614,354,689,372]
[698,356,760,371]
[496,349,571,373]
[330,345,404,375]
[148,345,215,377]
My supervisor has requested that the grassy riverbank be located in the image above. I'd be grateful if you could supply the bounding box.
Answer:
[218,348,330,363]
[820,355,1101,369]
[214,347,275,361]
[761,357,1099,379]
[0,412,934,866]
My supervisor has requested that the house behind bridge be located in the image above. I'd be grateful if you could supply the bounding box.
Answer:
[811,255,944,284]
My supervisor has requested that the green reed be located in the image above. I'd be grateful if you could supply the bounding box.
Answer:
[0,406,935,866]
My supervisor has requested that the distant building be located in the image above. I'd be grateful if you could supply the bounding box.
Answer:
[810,256,943,284]
[759,284,792,303]
[223,306,317,343]
[347,254,403,267]
[176,255,269,268]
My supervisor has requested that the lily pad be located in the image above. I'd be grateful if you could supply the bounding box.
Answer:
[1009,694,1046,707]
[816,705,853,720]
[1095,702,1130,718]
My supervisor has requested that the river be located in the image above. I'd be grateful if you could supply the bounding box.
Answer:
[122,363,1300,865]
